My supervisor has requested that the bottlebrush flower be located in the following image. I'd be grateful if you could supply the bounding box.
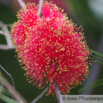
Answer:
[11,1,91,95]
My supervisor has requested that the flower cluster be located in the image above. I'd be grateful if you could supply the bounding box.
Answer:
[11,1,91,95]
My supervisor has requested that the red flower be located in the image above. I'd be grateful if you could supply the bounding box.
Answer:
[11,1,91,95]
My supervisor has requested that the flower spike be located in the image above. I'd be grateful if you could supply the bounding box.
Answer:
[11,1,91,95]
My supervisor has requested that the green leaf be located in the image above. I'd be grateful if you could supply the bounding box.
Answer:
[0,93,18,103]
[93,78,103,84]
[0,85,11,96]
[78,83,103,93]
[93,56,103,61]
[90,49,103,58]
[93,60,103,65]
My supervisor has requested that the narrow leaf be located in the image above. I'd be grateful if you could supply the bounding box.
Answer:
[93,55,103,61]
[78,83,103,93]
[0,93,18,103]
[93,78,103,84]
[93,60,103,65]
[0,85,11,96]
[90,49,103,58]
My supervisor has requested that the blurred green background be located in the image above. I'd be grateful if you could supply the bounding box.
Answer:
[0,0,103,103]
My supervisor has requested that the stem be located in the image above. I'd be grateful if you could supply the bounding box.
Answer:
[54,84,63,103]
[17,0,25,9]
[37,0,43,16]
[0,65,15,90]
[30,86,49,103]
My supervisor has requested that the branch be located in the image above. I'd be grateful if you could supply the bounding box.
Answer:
[54,84,63,103]
[17,0,25,9]
[0,74,28,103]
[30,86,49,103]
[0,30,3,34]
[37,0,43,16]
[0,45,15,50]
[0,21,15,50]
